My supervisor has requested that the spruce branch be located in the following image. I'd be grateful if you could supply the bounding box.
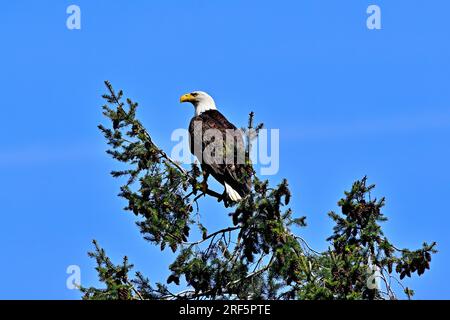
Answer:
[84,81,437,301]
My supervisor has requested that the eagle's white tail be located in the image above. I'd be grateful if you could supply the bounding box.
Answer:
[224,182,242,202]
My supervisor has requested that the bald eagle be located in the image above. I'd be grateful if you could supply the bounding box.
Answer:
[180,91,252,203]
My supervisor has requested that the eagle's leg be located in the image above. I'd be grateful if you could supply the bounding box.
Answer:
[221,191,229,208]
[199,170,229,206]
[201,170,210,194]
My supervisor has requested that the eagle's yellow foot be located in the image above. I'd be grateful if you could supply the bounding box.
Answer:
[200,170,210,193]
[201,180,208,194]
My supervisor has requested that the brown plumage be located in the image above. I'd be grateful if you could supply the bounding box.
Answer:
[189,109,252,200]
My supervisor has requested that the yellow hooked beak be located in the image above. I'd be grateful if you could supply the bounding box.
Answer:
[180,93,195,103]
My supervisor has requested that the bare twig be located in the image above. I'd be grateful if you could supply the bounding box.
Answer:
[294,235,321,255]
[126,280,144,300]
[226,254,275,287]
[183,226,241,247]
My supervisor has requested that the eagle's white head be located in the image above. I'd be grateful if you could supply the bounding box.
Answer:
[180,91,217,116]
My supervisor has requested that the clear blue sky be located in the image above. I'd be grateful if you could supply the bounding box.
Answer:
[0,0,449,299]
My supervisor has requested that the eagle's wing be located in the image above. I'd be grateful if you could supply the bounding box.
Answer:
[189,110,252,197]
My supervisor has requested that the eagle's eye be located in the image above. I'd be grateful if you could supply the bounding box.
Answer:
[191,92,199,97]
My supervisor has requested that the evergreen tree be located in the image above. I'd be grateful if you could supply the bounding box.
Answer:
[81,81,436,300]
